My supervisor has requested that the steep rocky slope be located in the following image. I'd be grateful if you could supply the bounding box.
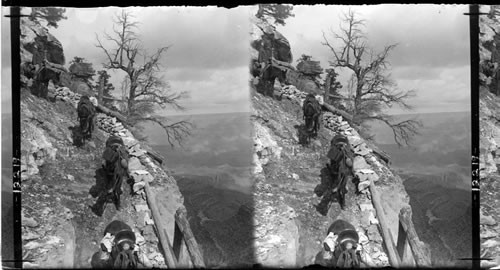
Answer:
[479,5,500,269]
[251,84,416,267]
[19,16,198,268]
[250,14,423,267]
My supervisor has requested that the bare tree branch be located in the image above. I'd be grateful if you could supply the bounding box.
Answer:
[321,8,422,146]
[95,10,192,146]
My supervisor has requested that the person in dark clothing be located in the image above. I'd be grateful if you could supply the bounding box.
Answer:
[91,136,129,216]
[326,134,354,209]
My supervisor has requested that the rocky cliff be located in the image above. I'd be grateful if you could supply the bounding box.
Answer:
[479,5,500,269]
[20,17,198,268]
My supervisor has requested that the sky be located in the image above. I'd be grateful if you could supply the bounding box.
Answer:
[271,4,470,114]
[47,6,253,116]
[2,8,11,116]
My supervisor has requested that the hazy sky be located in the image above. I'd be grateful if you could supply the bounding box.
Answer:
[272,4,470,114]
[2,8,11,116]
[47,6,253,116]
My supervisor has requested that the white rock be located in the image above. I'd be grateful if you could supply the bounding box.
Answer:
[358,232,369,245]
[24,241,41,250]
[358,180,371,192]
[133,181,146,193]
[154,254,165,264]
[355,169,379,183]
[484,239,500,248]
[45,235,62,245]
[67,174,75,181]
[353,143,372,156]
[23,262,39,268]
[132,172,154,183]
[292,173,299,180]
[135,232,146,246]
[368,211,379,225]
[24,231,41,241]
[133,170,150,175]
[353,156,370,171]
[135,204,149,212]
[359,203,374,212]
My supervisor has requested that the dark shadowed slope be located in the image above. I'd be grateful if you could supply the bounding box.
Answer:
[369,111,471,267]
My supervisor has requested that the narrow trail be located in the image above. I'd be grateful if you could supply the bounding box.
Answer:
[21,90,152,268]
[252,90,389,267]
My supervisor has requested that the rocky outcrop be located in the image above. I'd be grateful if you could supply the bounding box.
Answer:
[297,60,323,76]
[251,19,293,64]
[20,17,65,66]
[479,6,500,268]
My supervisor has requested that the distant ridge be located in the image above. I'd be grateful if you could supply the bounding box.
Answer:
[387,110,470,117]
[165,110,251,118]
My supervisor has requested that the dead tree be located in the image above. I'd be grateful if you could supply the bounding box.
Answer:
[96,10,192,147]
[321,9,422,146]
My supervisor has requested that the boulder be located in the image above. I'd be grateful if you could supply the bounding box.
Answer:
[69,61,95,78]
[21,17,65,65]
[297,60,323,76]
[254,20,293,63]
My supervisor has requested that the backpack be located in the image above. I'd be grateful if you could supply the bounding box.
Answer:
[113,250,137,269]
[335,248,361,268]
[328,220,361,268]
[102,221,138,269]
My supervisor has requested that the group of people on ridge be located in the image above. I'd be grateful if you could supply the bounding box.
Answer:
[302,93,371,267]
[24,40,141,268]
[75,97,139,268]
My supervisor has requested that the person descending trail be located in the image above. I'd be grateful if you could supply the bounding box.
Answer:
[315,133,355,215]
[91,220,150,269]
[302,93,322,143]
[326,134,354,209]
[77,95,96,144]
[314,219,374,268]
[91,135,130,216]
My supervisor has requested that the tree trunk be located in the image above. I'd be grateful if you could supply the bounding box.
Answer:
[96,104,128,124]
[321,102,354,123]
[98,78,104,104]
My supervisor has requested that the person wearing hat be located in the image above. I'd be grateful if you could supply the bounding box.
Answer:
[112,230,138,269]
[315,220,374,268]
[326,134,354,209]
[91,220,151,269]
